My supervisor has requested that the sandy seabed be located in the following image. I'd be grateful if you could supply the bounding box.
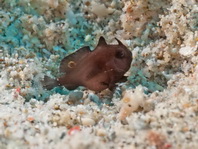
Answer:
[0,0,198,149]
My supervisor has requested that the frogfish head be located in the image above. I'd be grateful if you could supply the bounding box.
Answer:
[109,38,132,73]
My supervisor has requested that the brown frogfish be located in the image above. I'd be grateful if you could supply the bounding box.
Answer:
[43,36,132,92]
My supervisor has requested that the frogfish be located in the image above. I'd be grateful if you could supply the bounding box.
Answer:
[43,36,132,92]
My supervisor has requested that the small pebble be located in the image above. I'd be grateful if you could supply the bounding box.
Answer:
[96,129,107,137]
[81,117,95,126]
[88,93,101,105]
[68,91,83,104]
[68,126,80,135]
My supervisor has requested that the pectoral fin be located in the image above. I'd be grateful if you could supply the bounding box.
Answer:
[117,76,128,83]
[108,76,128,91]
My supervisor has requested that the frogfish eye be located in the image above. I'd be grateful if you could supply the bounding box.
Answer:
[115,50,125,59]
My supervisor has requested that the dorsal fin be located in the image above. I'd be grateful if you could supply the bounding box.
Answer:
[115,38,124,46]
[96,36,107,47]
[60,46,91,74]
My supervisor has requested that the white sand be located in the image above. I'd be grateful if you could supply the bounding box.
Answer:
[0,0,197,148]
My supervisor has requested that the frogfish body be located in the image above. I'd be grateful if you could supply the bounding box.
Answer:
[43,36,132,92]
